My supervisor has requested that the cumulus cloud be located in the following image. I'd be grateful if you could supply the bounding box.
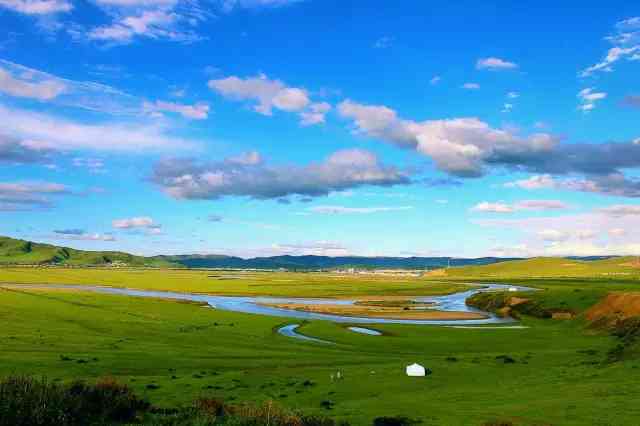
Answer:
[209,74,308,115]
[144,100,210,120]
[0,0,71,14]
[151,148,410,201]
[309,205,413,214]
[476,57,518,71]
[0,181,70,211]
[112,216,160,229]
[471,199,569,214]
[504,174,556,190]
[505,172,640,198]
[299,102,331,126]
[581,17,640,76]
[209,74,331,126]
[338,98,640,197]
[577,87,607,112]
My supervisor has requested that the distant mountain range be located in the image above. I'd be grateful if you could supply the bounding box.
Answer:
[153,254,523,270]
[0,236,617,270]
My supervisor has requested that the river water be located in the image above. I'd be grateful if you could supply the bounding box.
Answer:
[10,283,533,326]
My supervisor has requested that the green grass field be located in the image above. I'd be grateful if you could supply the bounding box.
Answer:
[1,264,640,425]
[0,267,468,297]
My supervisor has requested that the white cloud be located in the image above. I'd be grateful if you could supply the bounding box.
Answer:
[339,99,559,178]
[0,0,71,14]
[112,216,160,229]
[471,199,569,213]
[52,232,116,241]
[72,157,105,173]
[476,57,518,71]
[209,74,323,122]
[429,76,441,85]
[505,174,640,198]
[309,205,413,214]
[152,148,410,201]
[220,0,303,12]
[0,60,142,115]
[0,181,70,211]
[0,66,66,100]
[537,229,569,242]
[507,91,519,99]
[337,98,640,197]
[299,102,331,126]
[609,228,626,237]
[85,0,207,44]
[474,206,640,256]
[581,17,640,76]
[577,87,607,112]
[599,204,640,216]
[461,82,480,90]
[144,100,210,120]
[505,174,556,190]
[373,36,393,49]
[0,103,194,153]
[471,202,514,213]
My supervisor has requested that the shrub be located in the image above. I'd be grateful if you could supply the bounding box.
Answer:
[0,376,148,426]
[372,416,421,426]
[481,420,514,426]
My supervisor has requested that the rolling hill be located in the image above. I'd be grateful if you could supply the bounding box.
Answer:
[439,256,640,279]
[0,236,175,267]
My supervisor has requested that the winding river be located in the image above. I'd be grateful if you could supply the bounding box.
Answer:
[8,283,533,326]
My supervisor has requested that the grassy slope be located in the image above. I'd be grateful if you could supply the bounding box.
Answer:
[0,236,175,267]
[439,256,640,279]
[1,286,640,426]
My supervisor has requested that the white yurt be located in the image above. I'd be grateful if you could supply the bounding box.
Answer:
[406,363,426,377]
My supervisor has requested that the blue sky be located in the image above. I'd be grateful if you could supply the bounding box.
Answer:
[0,0,639,257]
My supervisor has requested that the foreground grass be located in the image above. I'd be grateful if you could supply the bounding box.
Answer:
[1,281,640,425]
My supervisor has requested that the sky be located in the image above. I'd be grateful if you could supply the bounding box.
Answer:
[0,0,639,258]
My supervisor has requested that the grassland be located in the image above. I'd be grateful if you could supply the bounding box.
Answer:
[0,267,468,297]
[2,260,640,425]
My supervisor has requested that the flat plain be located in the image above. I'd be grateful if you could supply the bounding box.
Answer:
[2,258,640,425]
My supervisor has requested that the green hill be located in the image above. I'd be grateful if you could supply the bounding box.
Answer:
[0,236,176,267]
[440,256,640,279]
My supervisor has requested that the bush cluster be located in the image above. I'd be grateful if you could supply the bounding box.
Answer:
[0,376,148,426]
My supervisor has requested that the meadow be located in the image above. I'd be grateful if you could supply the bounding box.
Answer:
[1,258,640,425]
